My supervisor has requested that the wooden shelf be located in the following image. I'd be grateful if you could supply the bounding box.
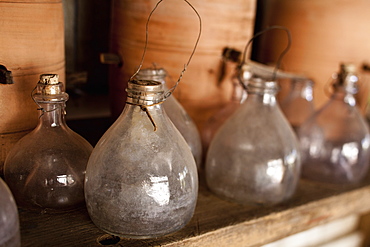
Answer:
[19,174,370,247]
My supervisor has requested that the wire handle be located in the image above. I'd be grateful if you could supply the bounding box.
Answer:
[31,86,66,118]
[238,25,292,85]
[130,0,202,99]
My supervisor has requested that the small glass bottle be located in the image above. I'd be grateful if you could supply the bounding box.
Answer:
[205,77,301,206]
[135,68,202,169]
[298,63,370,184]
[4,74,93,210]
[0,178,20,247]
[281,78,315,132]
[84,79,198,239]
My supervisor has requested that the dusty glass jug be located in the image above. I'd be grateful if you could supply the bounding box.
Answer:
[4,74,93,210]
[206,77,301,206]
[84,79,198,239]
[298,63,370,184]
[0,178,20,247]
[135,68,202,169]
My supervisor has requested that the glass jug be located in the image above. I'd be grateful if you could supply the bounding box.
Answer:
[298,63,370,184]
[84,79,198,239]
[206,77,301,206]
[4,74,93,210]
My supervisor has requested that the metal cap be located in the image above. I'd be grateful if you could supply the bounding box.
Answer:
[126,79,164,105]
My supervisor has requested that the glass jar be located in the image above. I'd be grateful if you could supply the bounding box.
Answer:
[297,63,370,184]
[84,79,198,239]
[281,78,315,132]
[4,74,93,210]
[205,77,301,206]
[0,178,20,247]
[135,68,202,169]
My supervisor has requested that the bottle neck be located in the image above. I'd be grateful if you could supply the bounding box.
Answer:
[37,102,66,127]
[246,79,278,105]
[247,91,277,105]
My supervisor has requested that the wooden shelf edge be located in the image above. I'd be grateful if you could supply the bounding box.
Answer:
[163,185,370,247]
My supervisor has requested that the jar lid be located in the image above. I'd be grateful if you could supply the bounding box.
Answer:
[126,79,165,105]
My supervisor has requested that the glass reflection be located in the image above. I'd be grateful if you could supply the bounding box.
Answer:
[144,176,170,206]
[266,159,284,184]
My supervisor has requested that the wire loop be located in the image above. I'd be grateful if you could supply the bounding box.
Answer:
[238,25,292,88]
[31,86,66,118]
[128,0,202,131]
[130,0,202,100]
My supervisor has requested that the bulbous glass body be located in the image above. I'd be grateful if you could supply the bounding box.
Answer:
[0,178,20,247]
[84,80,198,239]
[136,68,202,169]
[281,78,315,132]
[4,74,93,210]
[206,78,301,206]
[297,64,370,184]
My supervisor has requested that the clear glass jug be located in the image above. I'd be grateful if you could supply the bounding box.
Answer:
[4,74,93,210]
[206,77,301,206]
[84,79,198,239]
[298,63,370,184]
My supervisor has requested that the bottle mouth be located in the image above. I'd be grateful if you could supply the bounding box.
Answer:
[135,68,167,81]
[126,79,165,105]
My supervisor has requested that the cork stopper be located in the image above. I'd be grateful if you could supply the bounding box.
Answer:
[126,79,164,106]
[33,74,68,102]
[336,63,358,94]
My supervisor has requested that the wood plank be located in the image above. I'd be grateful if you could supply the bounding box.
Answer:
[19,174,370,247]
